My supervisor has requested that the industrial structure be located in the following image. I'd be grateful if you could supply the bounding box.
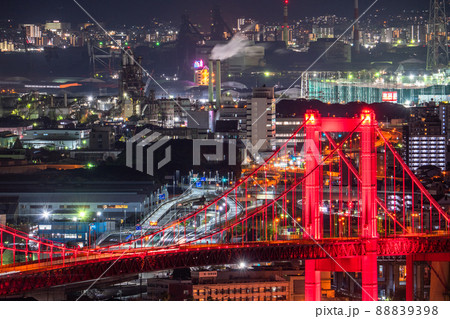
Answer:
[305,70,449,105]
[119,48,146,117]
[282,0,289,46]
[353,0,360,54]
[426,0,449,70]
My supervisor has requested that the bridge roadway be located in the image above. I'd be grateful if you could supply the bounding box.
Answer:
[0,236,449,296]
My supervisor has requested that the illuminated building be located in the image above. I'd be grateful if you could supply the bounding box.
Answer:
[44,20,71,36]
[311,25,334,40]
[194,67,210,86]
[21,24,42,44]
[36,221,115,247]
[192,279,289,301]
[0,131,19,148]
[407,106,447,171]
[247,87,276,151]
[147,270,296,301]
[22,128,90,150]
[275,118,305,145]
[0,40,15,52]
[5,191,151,225]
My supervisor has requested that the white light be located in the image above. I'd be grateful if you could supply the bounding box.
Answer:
[97,211,102,216]
[43,211,50,218]
[239,262,246,269]
[87,96,93,102]
[72,217,77,222]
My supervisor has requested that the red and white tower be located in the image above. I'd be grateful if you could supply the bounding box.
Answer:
[353,0,360,54]
[282,0,289,46]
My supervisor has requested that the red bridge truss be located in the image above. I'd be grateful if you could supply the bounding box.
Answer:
[1,109,449,300]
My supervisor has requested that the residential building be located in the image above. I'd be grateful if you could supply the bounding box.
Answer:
[407,105,447,171]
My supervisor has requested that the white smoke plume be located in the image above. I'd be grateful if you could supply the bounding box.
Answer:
[210,25,255,61]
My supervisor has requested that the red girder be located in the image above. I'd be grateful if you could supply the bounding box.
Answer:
[0,237,448,297]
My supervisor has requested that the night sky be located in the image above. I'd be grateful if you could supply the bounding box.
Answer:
[1,0,429,27]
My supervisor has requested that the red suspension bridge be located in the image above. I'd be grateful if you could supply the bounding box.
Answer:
[0,109,449,300]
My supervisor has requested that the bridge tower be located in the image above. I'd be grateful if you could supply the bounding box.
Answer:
[360,109,378,301]
[304,109,379,301]
[303,110,322,300]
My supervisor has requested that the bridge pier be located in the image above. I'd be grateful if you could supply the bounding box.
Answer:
[406,253,450,301]
[305,259,321,301]
[406,255,414,301]
[362,241,378,301]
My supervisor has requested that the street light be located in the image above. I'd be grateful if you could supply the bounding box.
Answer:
[42,210,50,219]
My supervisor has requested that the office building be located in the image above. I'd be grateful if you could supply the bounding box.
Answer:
[246,87,276,152]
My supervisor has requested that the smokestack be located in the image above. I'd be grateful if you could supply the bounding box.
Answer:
[283,0,289,46]
[215,60,221,109]
[353,0,360,54]
[208,59,214,104]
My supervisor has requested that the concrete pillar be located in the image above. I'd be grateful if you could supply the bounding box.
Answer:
[406,255,414,301]
[305,259,321,301]
[416,263,423,300]
[430,261,450,301]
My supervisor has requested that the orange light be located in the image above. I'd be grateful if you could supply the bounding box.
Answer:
[59,83,82,89]
[306,113,316,124]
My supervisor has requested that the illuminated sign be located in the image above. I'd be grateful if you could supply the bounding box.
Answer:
[382,91,398,103]
[103,205,128,209]
[198,271,217,278]
[194,59,204,69]
[149,221,158,226]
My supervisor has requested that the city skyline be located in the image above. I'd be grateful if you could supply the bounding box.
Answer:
[0,0,449,303]
[2,0,431,26]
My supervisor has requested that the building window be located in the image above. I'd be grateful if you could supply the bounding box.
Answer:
[399,265,407,284]
[378,265,384,278]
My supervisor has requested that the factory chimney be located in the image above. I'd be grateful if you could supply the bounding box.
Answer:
[283,0,289,46]
[215,60,221,109]
[353,0,360,54]
[208,60,214,104]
